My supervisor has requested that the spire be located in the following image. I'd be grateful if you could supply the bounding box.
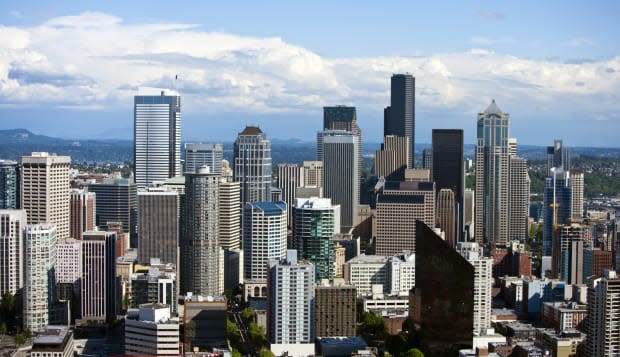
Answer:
[484,99,502,115]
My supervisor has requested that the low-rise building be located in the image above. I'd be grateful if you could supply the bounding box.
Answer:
[541,301,587,332]
[125,303,180,356]
[30,326,74,357]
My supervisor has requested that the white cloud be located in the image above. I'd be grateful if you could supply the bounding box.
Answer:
[561,37,595,47]
[0,11,618,124]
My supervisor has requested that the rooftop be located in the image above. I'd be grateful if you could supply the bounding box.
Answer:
[250,201,287,216]
[347,254,388,265]
[240,126,263,135]
[32,326,71,348]
[483,99,503,115]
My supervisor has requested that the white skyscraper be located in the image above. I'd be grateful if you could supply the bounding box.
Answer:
[277,164,304,227]
[184,143,223,174]
[243,201,287,299]
[21,152,71,239]
[321,130,360,233]
[134,87,181,188]
[23,224,57,331]
[268,250,315,346]
[234,126,272,204]
[587,270,620,356]
[0,209,27,296]
[457,242,492,336]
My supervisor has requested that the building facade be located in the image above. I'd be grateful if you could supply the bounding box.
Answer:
[0,160,18,209]
[384,74,415,168]
[69,189,96,240]
[137,188,179,265]
[0,209,26,295]
[134,88,181,188]
[374,135,410,181]
[233,126,272,204]
[436,188,456,248]
[21,152,71,240]
[508,156,530,241]
[80,231,117,323]
[219,178,241,250]
[277,164,304,227]
[88,178,137,246]
[315,283,356,337]
[587,270,620,356]
[184,142,223,174]
[125,304,180,356]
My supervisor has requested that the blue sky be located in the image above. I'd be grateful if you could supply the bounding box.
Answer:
[0,1,619,146]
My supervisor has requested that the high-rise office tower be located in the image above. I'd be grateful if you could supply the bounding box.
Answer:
[464,188,475,241]
[508,138,517,158]
[277,164,304,227]
[219,178,241,250]
[81,231,117,323]
[268,250,315,345]
[587,270,620,356]
[0,160,19,209]
[432,129,464,241]
[56,237,81,321]
[321,130,360,233]
[410,222,474,353]
[385,74,415,168]
[87,178,137,246]
[436,189,456,248]
[243,201,287,299]
[292,197,339,282]
[184,143,223,174]
[234,126,272,204]
[303,161,323,190]
[23,224,57,331]
[0,209,26,295]
[21,152,70,239]
[456,242,493,336]
[69,189,96,240]
[181,166,221,296]
[547,139,571,176]
[475,100,510,245]
[134,88,181,188]
[508,156,530,241]
[570,169,584,219]
[422,149,432,173]
[375,181,435,256]
[137,188,179,265]
[374,135,411,181]
[320,106,362,183]
[315,282,356,337]
[543,168,572,257]
[553,223,589,283]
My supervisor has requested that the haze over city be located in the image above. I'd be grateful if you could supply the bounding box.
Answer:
[0,1,619,145]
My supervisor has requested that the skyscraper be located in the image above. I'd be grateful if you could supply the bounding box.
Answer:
[320,106,362,181]
[374,135,410,181]
[432,129,464,241]
[277,164,304,227]
[0,209,26,296]
[456,242,493,336]
[134,87,181,188]
[547,139,571,176]
[385,74,415,168]
[69,189,96,240]
[436,188,456,248]
[243,201,287,299]
[21,152,71,239]
[88,178,137,247]
[184,143,223,175]
[587,270,620,356]
[23,224,57,331]
[234,126,272,204]
[321,130,360,233]
[0,160,18,209]
[219,178,241,250]
[508,156,530,241]
[292,197,339,282]
[375,181,435,256]
[81,231,117,323]
[315,282,356,337]
[137,188,179,265]
[422,149,432,173]
[475,100,510,245]
[268,250,315,345]
[303,161,323,190]
[570,169,584,219]
[543,168,572,257]
[181,166,221,296]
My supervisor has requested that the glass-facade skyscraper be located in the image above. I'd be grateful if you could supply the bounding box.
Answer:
[234,126,272,204]
[384,74,415,168]
[0,160,18,209]
[134,88,181,188]
[543,168,572,257]
[474,100,510,245]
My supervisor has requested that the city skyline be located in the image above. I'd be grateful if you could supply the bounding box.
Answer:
[0,2,619,146]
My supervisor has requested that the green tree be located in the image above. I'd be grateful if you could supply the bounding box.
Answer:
[0,322,6,335]
[226,320,241,346]
[258,348,275,357]
[0,292,16,325]
[248,322,267,347]
[232,348,243,357]
[241,307,255,322]
[15,333,26,346]
[404,348,425,357]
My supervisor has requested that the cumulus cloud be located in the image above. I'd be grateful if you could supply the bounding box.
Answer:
[0,11,618,123]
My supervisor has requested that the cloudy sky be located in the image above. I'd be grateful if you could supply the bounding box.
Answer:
[0,1,619,146]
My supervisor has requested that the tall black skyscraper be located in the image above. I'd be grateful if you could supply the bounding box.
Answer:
[384,74,415,168]
[432,129,464,241]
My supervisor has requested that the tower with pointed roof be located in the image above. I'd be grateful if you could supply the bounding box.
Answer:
[234,126,272,204]
[475,100,510,245]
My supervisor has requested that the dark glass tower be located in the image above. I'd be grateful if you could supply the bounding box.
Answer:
[384,74,415,168]
[432,129,464,241]
[0,160,18,209]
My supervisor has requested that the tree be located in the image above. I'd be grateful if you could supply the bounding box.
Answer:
[0,292,16,324]
[15,333,26,346]
[404,348,425,357]
[0,322,6,335]
[226,320,241,346]
[258,348,275,357]
[241,307,255,322]
[248,322,267,347]
[232,348,243,357]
